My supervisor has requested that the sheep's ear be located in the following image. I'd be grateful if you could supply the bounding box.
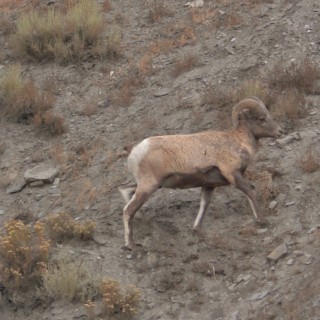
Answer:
[238,109,250,121]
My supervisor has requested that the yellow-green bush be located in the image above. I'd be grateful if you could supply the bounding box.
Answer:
[10,0,121,62]
[0,220,51,291]
[101,279,142,318]
[45,212,95,242]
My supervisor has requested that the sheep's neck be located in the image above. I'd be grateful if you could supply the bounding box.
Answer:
[234,126,259,152]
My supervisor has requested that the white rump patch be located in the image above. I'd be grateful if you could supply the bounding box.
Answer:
[127,138,150,175]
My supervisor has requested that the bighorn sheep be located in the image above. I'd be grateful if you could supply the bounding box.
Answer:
[119,97,283,250]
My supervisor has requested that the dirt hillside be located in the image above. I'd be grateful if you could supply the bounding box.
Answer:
[0,0,320,319]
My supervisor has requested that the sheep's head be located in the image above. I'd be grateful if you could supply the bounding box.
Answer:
[232,97,283,139]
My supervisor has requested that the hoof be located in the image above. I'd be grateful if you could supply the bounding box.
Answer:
[121,245,133,251]
[256,217,269,227]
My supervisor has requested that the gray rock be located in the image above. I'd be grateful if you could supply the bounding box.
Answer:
[154,89,169,97]
[267,243,287,262]
[276,135,295,147]
[250,290,270,301]
[24,164,59,183]
[6,178,27,194]
[0,209,4,215]
[285,201,295,207]
[269,200,278,210]
[287,258,294,265]
[29,181,45,188]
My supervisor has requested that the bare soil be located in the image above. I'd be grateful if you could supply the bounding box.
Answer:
[0,0,320,319]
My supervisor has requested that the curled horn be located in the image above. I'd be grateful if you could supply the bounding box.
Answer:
[231,97,267,128]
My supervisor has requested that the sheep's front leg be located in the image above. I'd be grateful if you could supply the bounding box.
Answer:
[123,183,158,250]
[193,187,214,231]
[233,171,268,225]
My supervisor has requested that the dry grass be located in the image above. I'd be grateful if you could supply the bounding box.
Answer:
[50,142,68,166]
[114,71,144,107]
[33,111,67,136]
[148,2,172,23]
[77,180,98,211]
[233,80,268,103]
[0,65,54,121]
[270,90,306,121]
[42,255,102,302]
[0,220,51,292]
[192,260,214,277]
[299,146,320,173]
[45,212,96,242]
[10,0,121,62]
[171,54,198,77]
[267,59,320,94]
[190,8,216,24]
[82,103,98,116]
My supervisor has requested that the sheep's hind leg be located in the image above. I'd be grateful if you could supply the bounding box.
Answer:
[192,187,214,231]
[233,171,268,226]
[119,183,137,204]
[123,183,159,250]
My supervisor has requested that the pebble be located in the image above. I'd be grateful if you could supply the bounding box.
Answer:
[287,258,294,265]
[285,201,295,207]
[0,209,4,215]
[126,254,133,260]
[269,200,278,210]
[267,243,287,262]
[154,89,169,97]
[250,290,270,301]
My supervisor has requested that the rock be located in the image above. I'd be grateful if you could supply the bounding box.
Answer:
[287,258,294,265]
[53,178,60,186]
[29,181,45,188]
[6,178,27,194]
[269,200,278,210]
[24,164,59,184]
[285,201,295,207]
[276,135,296,147]
[307,225,320,234]
[98,100,111,108]
[126,254,133,260]
[267,243,287,262]
[250,290,270,301]
[185,0,204,8]
[0,209,4,215]
[257,228,268,234]
[229,310,239,320]
[154,89,169,97]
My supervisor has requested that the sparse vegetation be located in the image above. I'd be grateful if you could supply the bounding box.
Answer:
[233,79,268,103]
[148,2,172,23]
[101,279,141,318]
[42,255,102,302]
[299,146,320,173]
[0,220,51,292]
[270,90,306,120]
[0,65,54,121]
[267,59,320,94]
[10,0,121,62]
[0,65,66,135]
[171,54,198,77]
[45,212,95,242]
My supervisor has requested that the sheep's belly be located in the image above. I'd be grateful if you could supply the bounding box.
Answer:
[161,166,229,189]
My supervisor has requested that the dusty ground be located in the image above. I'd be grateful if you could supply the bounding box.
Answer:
[0,0,320,319]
